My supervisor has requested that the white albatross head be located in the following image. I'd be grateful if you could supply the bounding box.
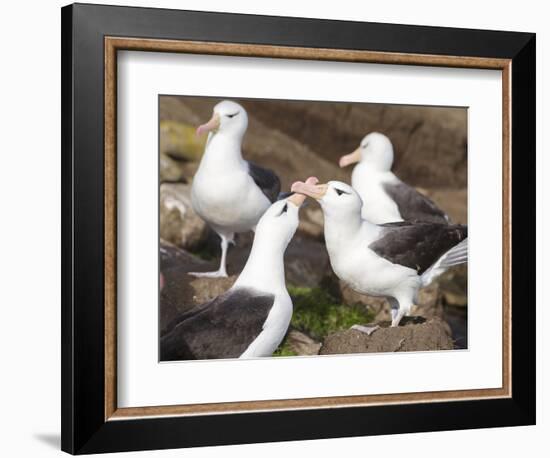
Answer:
[196,100,249,139]
[253,177,318,253]
[235,177,319,292]
[339,132,394,172]
[291,179,363,221]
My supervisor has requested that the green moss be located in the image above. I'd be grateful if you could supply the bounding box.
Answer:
[272,341,298,357]
[160,120,206,161]
[287,285,374,341]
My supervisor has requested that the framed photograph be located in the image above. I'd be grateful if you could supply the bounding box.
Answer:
[61,3,535,454]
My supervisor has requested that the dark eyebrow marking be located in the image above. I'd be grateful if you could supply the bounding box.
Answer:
[279,203,288,215]
[226,111,239,118]
[335,188,349,196]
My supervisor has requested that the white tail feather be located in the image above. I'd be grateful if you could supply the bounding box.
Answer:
[420,238,468,287]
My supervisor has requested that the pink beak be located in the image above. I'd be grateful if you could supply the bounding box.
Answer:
[196,113,221,136]
[287,177,319,207]
[339,147,362,168]
[291,177,328,200]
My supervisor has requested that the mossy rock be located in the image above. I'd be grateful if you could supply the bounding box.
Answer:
[287,286,375,341]
[273,343,298,357]
[160,120,206,161]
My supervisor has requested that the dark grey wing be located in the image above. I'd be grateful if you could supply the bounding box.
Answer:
[383,181,449,224]
[160,287,275,361]
[247,161,281,203]
[369,222,467,274]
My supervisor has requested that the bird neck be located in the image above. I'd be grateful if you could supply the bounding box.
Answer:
[354,161,390,177]
[234,234,288,295]
[199,131,247,172]
[323,211,376,253]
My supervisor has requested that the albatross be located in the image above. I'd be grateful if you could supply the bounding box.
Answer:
[160,179,317,361]
[291,179,467,327]
[190,100,281,277]
[339,132,449,224]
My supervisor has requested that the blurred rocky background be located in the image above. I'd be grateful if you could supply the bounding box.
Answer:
[159,96,468,356]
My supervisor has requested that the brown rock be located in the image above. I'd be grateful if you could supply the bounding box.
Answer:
[160,183,208,250]
[159,96,349,191]
[338,280,446,322]
[419,188,468,224]
[284,236,332,287]
[297,207,324,239]
[339,281,388,315]
[218,232,332,288]
[286,330,322,356]
[160,152,185,183]
[320,318,454,355]
[413,284,445,320]
[243,100,467,189]
[437,265,468,307]
[159,242,237,333]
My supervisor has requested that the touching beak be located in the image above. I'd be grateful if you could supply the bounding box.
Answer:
[288,177,319,207]
[339,147,361,168]
[196,113,221,136]
[291,178,328,201]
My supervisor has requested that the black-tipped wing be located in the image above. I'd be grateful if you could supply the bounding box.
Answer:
[160,287,275,361]
[383,181,449,224]
[369,222,467,274]
[247,161,281,203]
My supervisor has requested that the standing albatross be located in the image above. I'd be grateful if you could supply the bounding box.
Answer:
[339,132,449,224]
[191,100,281,277]
[291,179,467,327]
[161,179,316,361]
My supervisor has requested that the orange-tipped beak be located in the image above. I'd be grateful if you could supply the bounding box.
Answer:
[339,147,361,168]
[291,178,328,200]
[196,113,221,136]
[287,177,319,207]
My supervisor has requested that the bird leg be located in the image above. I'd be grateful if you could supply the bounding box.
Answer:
[188,234,231,278]
[391,298,412,327]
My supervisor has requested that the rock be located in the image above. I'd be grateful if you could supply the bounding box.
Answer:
[159,241,237,333]
[159,96,467,235]
[444,306,468,349]
[284,235,332,287]
[244,100,467,189]
[160,183,208,250]
[413,285,445,320]
[202,232,332,287]
[160,152,185,183]
[437,265,468,307]
[339,281,388,315]
[320,318,454,354]
[297,207,324,239]
[160,120,206,161]
[285,330,322,356]
[159,96,349,192]
[338,280,445,323]
[418,188,468,224]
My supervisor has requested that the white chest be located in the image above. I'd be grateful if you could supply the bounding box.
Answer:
[351,167,402,224]
[191,166,270,232]
[326,229,415,297]
[240,293,293,358]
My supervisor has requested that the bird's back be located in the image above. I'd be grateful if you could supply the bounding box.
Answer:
[160,287,275,361]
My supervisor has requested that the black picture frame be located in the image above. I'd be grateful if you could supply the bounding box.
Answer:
[61,3,535,454]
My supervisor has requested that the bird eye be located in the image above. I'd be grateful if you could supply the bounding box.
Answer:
[278,203,288,216]
[226,112,239,118]
[362,142,369,149]
[335,188,347,196]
